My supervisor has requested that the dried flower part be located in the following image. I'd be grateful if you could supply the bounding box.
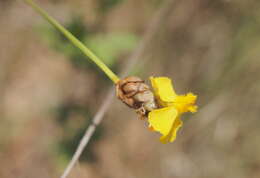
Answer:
[116,76,157,118]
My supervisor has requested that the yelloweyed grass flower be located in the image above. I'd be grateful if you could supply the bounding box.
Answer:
[148,77,198,143]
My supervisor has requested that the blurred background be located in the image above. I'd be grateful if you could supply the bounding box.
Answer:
[0,0,260,177]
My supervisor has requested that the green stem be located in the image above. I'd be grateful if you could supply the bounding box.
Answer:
[24,0,120,83]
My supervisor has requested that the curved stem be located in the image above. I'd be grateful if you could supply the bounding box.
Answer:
[24,0,120,83]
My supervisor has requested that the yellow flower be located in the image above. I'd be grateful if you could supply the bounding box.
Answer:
[148,77,197,143]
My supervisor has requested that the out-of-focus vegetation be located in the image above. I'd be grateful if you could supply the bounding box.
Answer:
[0,0,260,178]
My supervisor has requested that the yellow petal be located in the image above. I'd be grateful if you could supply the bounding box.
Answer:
[148,106,178,137]
[188,105,198,113]
[150,77,177,104]
[160,117,183,144]
[170,92,198,113]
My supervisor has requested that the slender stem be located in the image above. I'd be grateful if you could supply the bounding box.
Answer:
[24,0,120,83]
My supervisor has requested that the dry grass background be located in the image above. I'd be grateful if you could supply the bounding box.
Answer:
[0,0,260,178]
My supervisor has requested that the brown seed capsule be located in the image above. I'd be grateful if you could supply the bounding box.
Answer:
[116,76,157,119]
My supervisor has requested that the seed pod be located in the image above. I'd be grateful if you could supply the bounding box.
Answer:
[116,76,157,119]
